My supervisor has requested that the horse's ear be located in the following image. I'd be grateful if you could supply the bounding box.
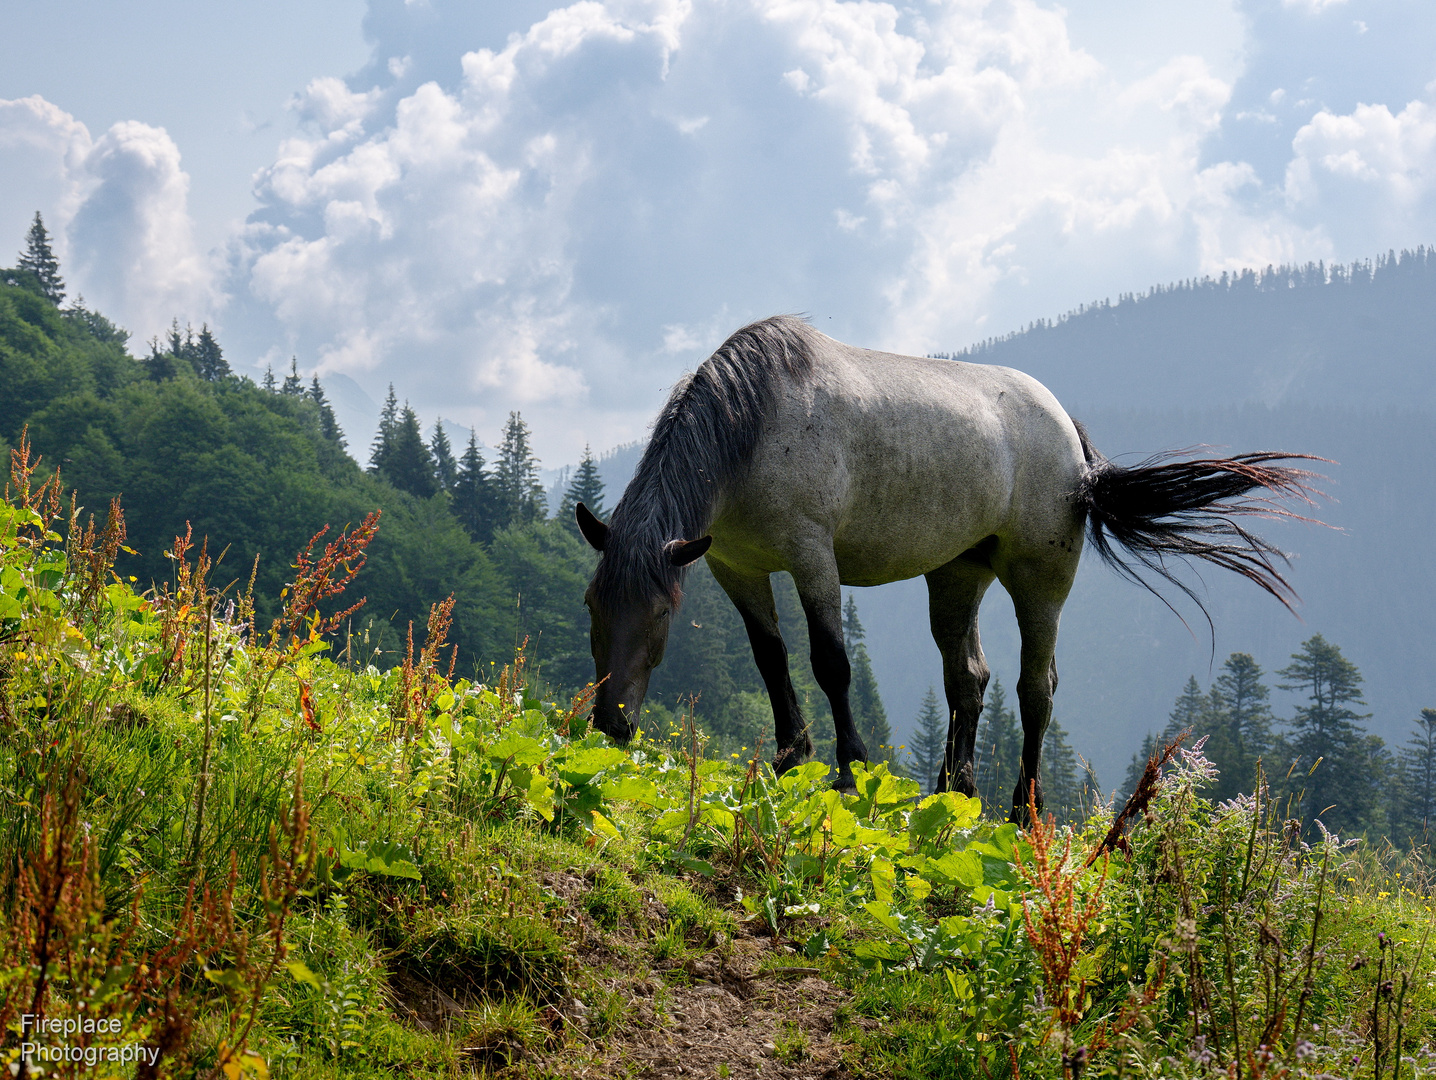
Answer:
[667,536,712,567]
[576,503,609,551]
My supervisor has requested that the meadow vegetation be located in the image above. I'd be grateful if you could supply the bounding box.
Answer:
[2,434,1435,1080]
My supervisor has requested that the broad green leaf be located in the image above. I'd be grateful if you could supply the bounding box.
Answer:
[928,849,984,887]
[863,900,903,936]
[487,734,548,766]
[667,851,715,876]
[589,809,623,840]
[601,774,661,806]
[870,856,896,904]
[286,960,323,987]
[558,746,629,785]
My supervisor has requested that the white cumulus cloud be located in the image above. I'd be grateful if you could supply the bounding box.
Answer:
[0,95,216,340]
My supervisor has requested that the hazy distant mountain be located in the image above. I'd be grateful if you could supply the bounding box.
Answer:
[949,248,1436,415]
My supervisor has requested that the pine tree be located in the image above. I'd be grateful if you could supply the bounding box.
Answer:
[451,430,498,542]
[495,412,547,524]
[263,365,278,393]
[368,385,399,476]
[309,376,345,448]
[167,319,190,359]
[1208,653,1273,801]
[559,445,606,525]
[431,421,459,492]
[976,678,1023,816]
[281,358,304,396]
[1040,718,1084,825]
[193,324,229,380]
[16,211,64,305]
[1394,708,1436,842]
[909,686,947,795]
[1163,676,1213,745]
[379,404,439,498]
[842,594,864,650]
[1277,634,1384,835]
[839,594,891,758]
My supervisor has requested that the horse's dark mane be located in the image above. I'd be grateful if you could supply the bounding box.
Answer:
[593,315,817,607]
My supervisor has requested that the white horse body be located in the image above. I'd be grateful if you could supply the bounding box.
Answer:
[710,337,1087,589]
[579,315,1317,819]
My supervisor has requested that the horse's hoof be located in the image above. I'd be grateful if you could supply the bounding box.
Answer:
[834,774,857,795]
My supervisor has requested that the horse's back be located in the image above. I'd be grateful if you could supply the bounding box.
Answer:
[711,328,1086,585]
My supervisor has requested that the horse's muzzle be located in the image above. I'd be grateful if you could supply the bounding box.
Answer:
[590,704,636,744]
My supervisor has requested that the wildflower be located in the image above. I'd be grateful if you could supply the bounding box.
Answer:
[1295,1039,1316,1060]
[1188,1035,1215,1067]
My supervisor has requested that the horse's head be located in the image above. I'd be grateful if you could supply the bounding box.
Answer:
[576,502,711,742]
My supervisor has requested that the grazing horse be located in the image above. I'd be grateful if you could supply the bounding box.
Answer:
[576,316,1317,821]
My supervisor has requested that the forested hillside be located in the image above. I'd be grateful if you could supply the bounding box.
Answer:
[952,247,1436,414]
[0,245,598,693]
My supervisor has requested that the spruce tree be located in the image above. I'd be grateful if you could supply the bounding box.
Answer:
[842,594,864,650]
[1394,708,1436,842]
[263,365,278,393]
[368,385,399,476]
[1277,634,1383,835]
[309,376,345,448]
[380,404,439,498]
[193,324,229,380]
[281,358,304,396]
[1163,676,1213,745]
[1040,718,1084,825]
[909,686,947,795]
[495,412,546,524]
[451,430,498,542]
[839,594,891,759]
[431,421,459,492]
[1208,653,1273,801]
[976,678,1023,815]
[559,445,606,525]
[16,211,64,305]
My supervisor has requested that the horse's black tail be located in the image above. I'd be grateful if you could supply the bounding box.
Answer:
[1071,420,1327,616]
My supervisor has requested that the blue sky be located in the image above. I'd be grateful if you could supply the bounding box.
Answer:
[4,0,1435,463]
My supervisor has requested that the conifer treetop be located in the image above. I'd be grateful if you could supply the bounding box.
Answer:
[17,211,65,305]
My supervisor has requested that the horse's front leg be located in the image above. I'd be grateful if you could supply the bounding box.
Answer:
[707,559,813,773]
[789,553,868,792]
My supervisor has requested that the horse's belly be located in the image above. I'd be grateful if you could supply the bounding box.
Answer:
[830,494,1001,585]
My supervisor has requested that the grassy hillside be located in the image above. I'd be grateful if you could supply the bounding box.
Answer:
[2,435,1434,1078]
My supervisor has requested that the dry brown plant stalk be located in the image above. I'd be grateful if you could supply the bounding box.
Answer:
[63,494,126,631]
[267,512,380,654]
[0,760,311,1078]
[5,428,64,544]
[1015,785,1109,1073]
[1086,731,1189,868]
[391,594,457,734]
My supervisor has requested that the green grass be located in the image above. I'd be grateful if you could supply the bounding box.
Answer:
[2,445,1435,1079]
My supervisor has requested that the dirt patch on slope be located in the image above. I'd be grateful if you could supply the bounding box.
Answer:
[571,928,855,1080]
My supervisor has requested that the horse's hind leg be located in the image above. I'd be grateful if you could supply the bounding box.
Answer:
[925,557,997,798]
[996,552,1079,826]
[707,560,814,772]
